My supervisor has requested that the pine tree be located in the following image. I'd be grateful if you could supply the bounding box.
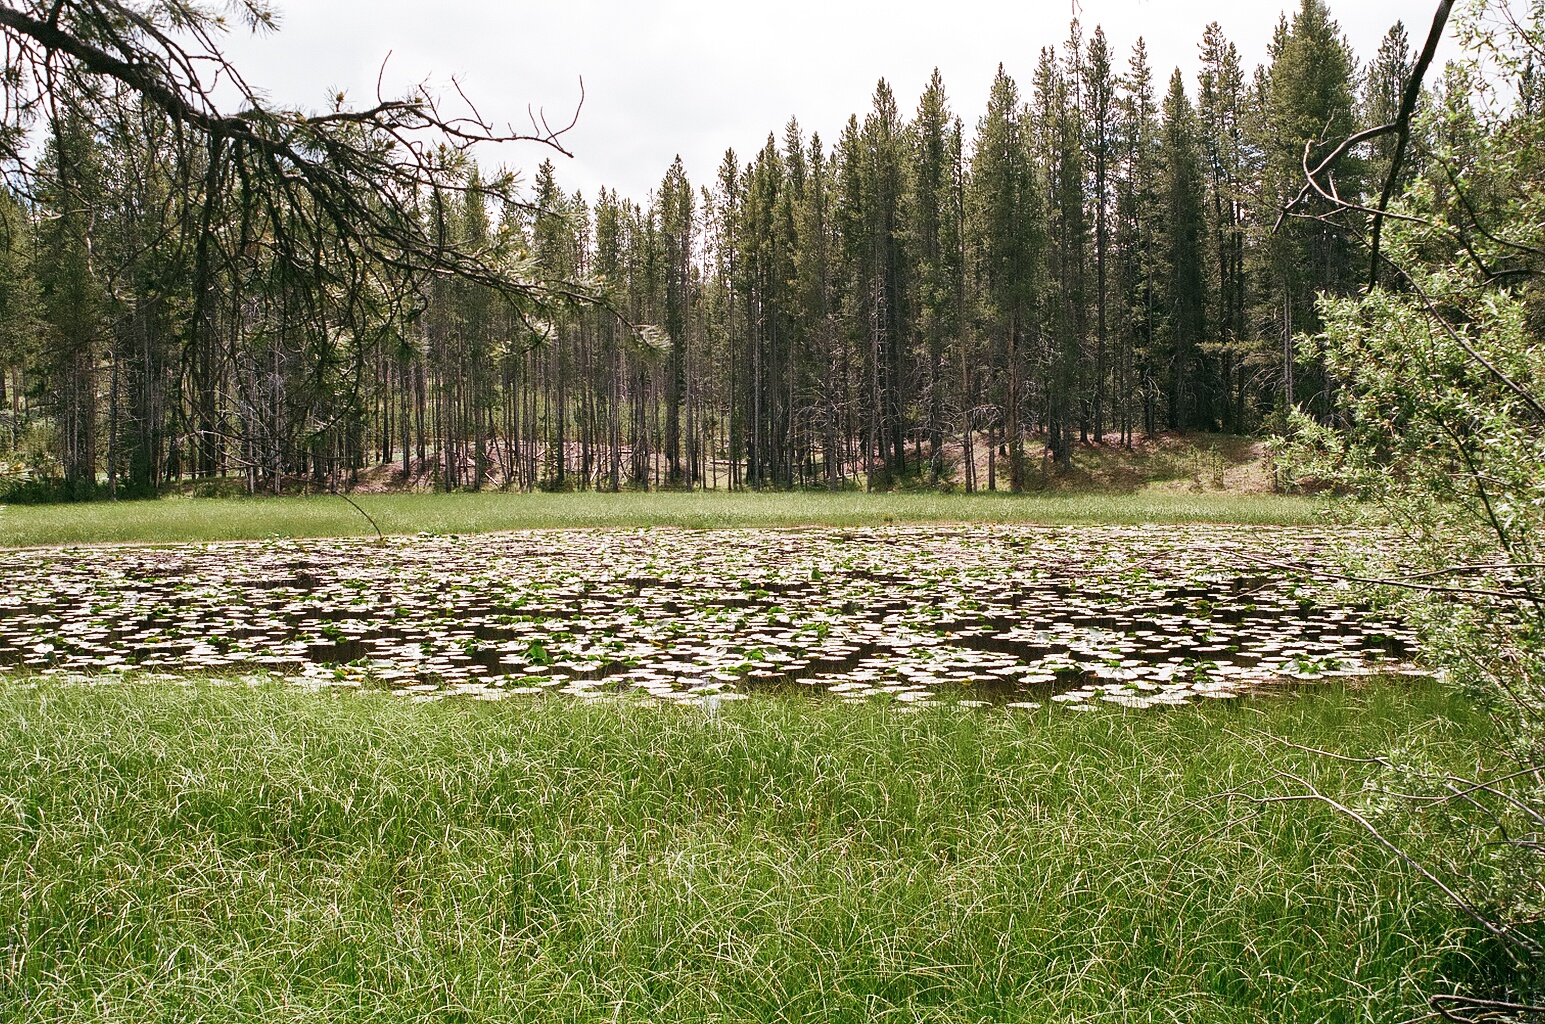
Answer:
[459,167,496,491]
[1198,21,1253,431]
[1159,68,1211,430]
[971,64,1040,488]
[1085,27,1118,443]
[34,108,107,494]
[1116,39,1161,443]
[658,157,693,486]
[742,136,786,488]
[1040,27,1090,462]
[860,81,910,486]
[710,150,744,488]
[0,185,39,447]
[593,187,628,491]
[531,159,574,488]
[1260,0,1362,414]
[909,69,963,483]
[794,131,843,487]
[1364,23,1411,171]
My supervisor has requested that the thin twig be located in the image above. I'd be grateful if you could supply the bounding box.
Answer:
[337,492,384,545]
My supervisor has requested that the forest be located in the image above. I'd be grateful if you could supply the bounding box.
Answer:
[0,0,1438,497]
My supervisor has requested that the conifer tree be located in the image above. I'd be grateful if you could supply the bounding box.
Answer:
[909,69,963,483]
[1260,0,1362,413]
[1364,21,1416,247]
[1198,22,1252,430]
[0,186,38,434]
[34,109,107,494]
[971,65,1040,488]
[1040,28,1090,462]
[860,81,910,485]
[457,168,497,490]
[1116,39,1161,442]
[658,157,693,486]
[1159,69,1211,430]
[712,149,745,488]
[531,160,574,488]
[794,132,843,487]
[1084,27,1119,443]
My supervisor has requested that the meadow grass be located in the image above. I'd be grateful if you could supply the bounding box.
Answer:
[0,676,1501,1022]
[0,489,1335,547]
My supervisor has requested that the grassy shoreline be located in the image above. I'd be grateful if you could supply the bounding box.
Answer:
[0,676,1496,1022]
[0,489,1337,548]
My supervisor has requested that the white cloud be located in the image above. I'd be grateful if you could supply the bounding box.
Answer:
[220,0,1457,203]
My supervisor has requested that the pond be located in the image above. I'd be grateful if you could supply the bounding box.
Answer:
[0,524,1421,709]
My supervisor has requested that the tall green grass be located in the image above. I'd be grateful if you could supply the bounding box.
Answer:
[0,489,1335,547]
[0,678,1494,1022]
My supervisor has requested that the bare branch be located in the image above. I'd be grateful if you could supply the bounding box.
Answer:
[1369,0,1455,288]
[1241,774,1542,959]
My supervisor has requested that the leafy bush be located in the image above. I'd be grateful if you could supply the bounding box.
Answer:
[1277,2,1545,1001]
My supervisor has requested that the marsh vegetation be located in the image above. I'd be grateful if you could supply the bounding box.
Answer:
[0,677,1509,1022]
[0,523,1411,710]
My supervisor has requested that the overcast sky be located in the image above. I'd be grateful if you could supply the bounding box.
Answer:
[219,1,1455,204]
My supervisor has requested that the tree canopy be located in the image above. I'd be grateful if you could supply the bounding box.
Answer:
[0,0,1496,500]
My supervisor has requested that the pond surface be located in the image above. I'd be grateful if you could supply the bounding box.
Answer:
[0,524,1421,709]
